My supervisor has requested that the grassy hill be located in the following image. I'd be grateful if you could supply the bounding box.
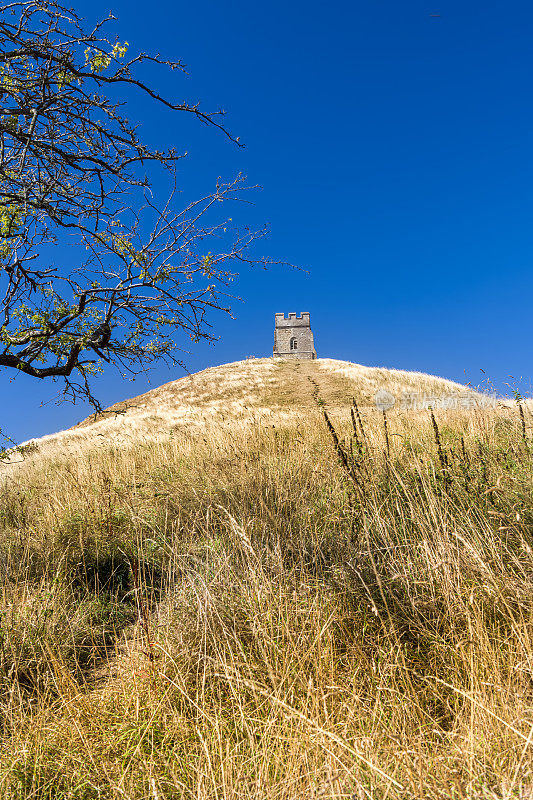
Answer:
[1,358,532,799]
[77,356,470,420]
[17,357,471,457]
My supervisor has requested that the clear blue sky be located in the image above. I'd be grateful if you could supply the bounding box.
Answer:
[3,0,533,443]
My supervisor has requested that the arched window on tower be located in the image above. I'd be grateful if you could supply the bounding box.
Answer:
[290,337,298,351]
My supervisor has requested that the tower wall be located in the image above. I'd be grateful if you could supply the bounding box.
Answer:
[273,312,317,359]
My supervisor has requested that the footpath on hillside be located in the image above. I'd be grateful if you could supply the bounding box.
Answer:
[262,359,371,412]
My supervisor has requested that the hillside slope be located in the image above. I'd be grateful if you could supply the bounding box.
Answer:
[5,357,474,463]
[1,357,532,797]
[0,360,533,800]
[80,357,468,419]
[72,357,469,435]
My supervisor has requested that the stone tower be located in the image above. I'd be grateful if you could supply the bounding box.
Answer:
[273,312,317,359]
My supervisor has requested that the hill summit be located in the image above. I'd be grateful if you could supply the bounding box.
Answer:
[11,357,471,462]
[70,357,467,437]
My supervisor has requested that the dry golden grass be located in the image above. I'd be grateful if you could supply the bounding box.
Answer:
[0,358,532,799]
[5,358,481,466]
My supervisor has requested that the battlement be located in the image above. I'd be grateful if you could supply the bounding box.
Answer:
[274,312,311,328]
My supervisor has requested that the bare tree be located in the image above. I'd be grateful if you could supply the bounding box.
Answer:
[0,0,272,407]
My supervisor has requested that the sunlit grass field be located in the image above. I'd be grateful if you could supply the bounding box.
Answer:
[0,359,532,799]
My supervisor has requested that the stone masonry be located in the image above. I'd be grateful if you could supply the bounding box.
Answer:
[273,312,317,359]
